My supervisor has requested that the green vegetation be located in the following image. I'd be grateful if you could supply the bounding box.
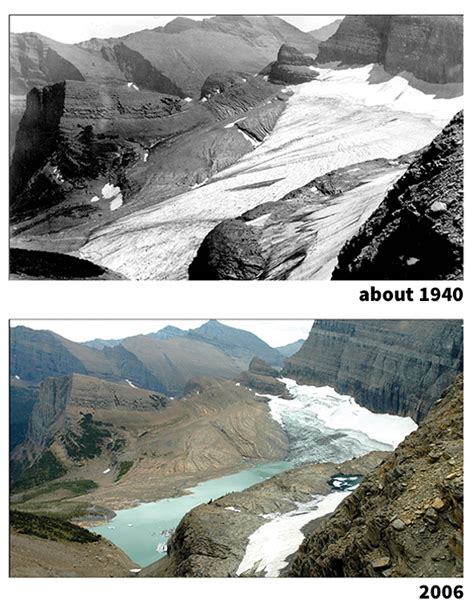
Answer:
[10,450,67,491]
[10,510,100,543]
[115,461,134,482]
[10,501,93,521]
[63,413,112,460]
[15,479,98,503]
[107,437,125,453]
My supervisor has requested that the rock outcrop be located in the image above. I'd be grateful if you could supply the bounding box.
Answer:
[201,71,251,99]
[332,111,463,280]
[269,44,319,85]
[141,452,386,577]
[237,357,290,398]
[318,16,463,84]
[188,154,418,280]
[283,320,463,422]
[289,375,463,577]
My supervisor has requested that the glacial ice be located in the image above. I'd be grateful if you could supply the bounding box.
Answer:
[79,65,462,279]
[236,491,351,577]
[268,379,417,451]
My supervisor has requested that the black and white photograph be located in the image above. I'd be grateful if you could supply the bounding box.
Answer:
[9,14,463,280]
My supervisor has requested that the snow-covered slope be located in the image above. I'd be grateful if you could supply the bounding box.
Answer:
[236,491,351,577]
[262,378,417,464]
[78,65,462,279]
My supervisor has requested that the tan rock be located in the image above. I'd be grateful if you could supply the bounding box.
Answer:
[432,497,445,510]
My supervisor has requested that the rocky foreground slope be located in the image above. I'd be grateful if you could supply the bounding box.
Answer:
[288,375,463,577]
[10,510,136,577]
[332,110,463,280]
[283,320,463,423]
[318,15,463,84]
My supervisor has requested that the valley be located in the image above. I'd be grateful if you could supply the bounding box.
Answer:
[9,15,463,280]
[9,319,463,577]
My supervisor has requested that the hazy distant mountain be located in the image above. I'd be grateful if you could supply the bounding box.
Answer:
[82,337,124,350]
[145,325,188,341]
[276,339,305,357]
[308,19,343,41]
[188,320,283,366]
[10,16,317,99]
[10,321,282,396]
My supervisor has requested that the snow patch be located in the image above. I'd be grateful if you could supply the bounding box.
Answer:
[125,379,137,388]
[127,82,139,91]
[103,468,111,474]
[101,183,121,199]
[90,196,100,203]
[184,97,193,102]
[51,166,65,183]
[237,491,351,577]
[14,375,20,380]
[225,506,241,512]
[110,194,123,211]
[238,128,260,148]
[191,178,209,190]
[143,152,149,163]
[407,257,420,266]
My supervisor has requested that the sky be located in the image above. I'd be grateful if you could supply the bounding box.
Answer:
[9,15,340,44]
[10,320,313,348]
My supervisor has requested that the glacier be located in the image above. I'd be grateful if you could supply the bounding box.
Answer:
[78,65,462,279]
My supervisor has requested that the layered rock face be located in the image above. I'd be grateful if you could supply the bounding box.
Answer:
[283,320,463,422]
[289,375,463,577]
[18,373,168,458]
[332,111,463,280]
[237,357,290,397]
[10,80,185,218]
[318,16,463,84]
[269,44,319,85]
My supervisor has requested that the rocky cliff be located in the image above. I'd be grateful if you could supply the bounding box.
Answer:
[283,320,463,422]
[318,16,463,84]
[332,111,463,280]
[237,357,290,397]
[10,80,185,218]
[289,375,463,577]
[268,44,319,85]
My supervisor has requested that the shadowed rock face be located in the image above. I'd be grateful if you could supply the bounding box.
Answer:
[288,375,463,577]
[332,111,463,280]
[189,219,266,280]
[100,43,184,97]
[318,16,463,84]
[283,320,463,423]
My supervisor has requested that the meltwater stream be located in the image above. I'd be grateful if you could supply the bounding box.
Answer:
[90,379,417,568]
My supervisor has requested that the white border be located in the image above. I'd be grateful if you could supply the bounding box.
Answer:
[2,1,471,607]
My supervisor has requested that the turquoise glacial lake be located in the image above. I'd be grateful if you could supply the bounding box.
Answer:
[89,461,293,567]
